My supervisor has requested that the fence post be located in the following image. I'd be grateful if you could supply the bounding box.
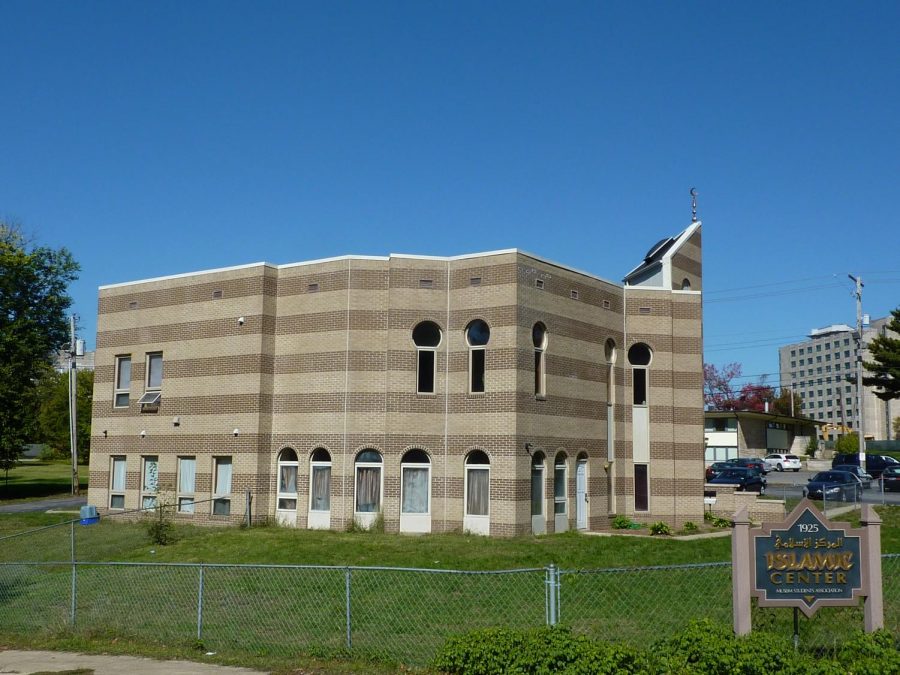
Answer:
[197,564,205,641]
[70,521,77,626]
[345,567,352,650]
[545,564,558,626]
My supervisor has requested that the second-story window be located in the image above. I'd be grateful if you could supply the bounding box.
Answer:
[139,352,163,408]
[466,320,490,394]
[114,356,131,408]
[533,322,547,397]
[413,321,442,394]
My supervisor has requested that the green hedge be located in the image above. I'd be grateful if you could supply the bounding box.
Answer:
[432,620,900,674]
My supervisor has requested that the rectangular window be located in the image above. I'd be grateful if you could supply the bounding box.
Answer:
[470,349,485,393]
[634,464,649,511]
[141,456,158,510]
[466,467,489,516]
[355,465,381,513]
[146,352,163,390]
[110,456,126,509]
[534,350,546,397]
[213,457,232,515]
[401,466,429,514]
[177,457,196,513]
[554,464,566,515]
[310,465,331,511]
[417,349,436,394]
[632,369,647,405]
[114,356,131,408]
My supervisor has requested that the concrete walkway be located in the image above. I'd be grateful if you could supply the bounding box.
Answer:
[0,650,267,675]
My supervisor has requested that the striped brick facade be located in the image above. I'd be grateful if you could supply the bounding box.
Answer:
[89,224,705,535]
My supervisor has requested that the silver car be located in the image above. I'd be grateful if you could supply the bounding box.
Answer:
[764,453,802,472]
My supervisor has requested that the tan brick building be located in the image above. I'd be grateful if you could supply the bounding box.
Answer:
[88,222,705,535]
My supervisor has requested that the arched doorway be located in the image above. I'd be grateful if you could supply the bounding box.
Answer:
[275,448,298,527]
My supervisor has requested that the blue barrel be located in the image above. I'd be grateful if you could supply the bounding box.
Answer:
[79,504,100,525]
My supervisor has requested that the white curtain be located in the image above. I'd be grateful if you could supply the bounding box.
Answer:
[402,467,428,514]
[311,466,330,511]
[356,466,380,513]
[111,458,126,491]
[179,457,196,493]
[279,465,297,494]
[466,468,489,516]
[215,458,232,495]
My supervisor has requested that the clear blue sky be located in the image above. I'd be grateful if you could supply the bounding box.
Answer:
[2,1,898,386]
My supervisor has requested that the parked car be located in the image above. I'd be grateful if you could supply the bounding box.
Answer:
[705,462,731,481]
[832,464,873,489]
[880,466,900,492]
[729,457,769,474]
[803,470,861,502]
[831,453,900,479]
[764,453,802,472]
[708,467,767,494]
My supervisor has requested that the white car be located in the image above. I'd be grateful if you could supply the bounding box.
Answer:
[764,453,802,472]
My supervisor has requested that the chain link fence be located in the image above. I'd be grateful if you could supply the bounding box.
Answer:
[0,521,897,667]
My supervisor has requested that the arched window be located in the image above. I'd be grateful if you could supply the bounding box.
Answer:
[466,320,490,393]
[309,448,331,513]
[413,321,442,394]
[554,452,568,516]
[355,449,383,514]
[401,449,430,515]
[533,322,547,397]
[681,278,692,291]
[464,450,490,517]
[628,343,652,406]
[277,448,298,511]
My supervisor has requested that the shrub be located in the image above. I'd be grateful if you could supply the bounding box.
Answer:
[611,515,633,529]
[650,521,672,536]
[682,521,699,533]
[432,626,649,674]
[145,505,176,546]
[806,436,819,457]
[704,511,732,528]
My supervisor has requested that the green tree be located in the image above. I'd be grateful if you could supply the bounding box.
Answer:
[834,432,859,454]
[862,307,900,401]
[0,224,80,487]
[36,369,93,463]
[771,388,803,417]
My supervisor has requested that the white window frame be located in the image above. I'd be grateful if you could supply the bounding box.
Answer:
[212,456,232,516]
[463,451,490,535]
[145,352,163,391]
[533,323,547,398]
[177,456,196,514]
[114,356,131,408]
[554,454,568,516]
[354,450,383,515]
[277,449,298,512]
[141,455,158,510]
[110,455,126,509]
[400,452,431,516]
[309,449,332,514]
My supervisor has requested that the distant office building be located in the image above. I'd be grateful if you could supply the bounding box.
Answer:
[778,316,895,440]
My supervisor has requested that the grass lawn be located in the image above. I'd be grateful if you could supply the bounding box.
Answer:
[0,461,88,503]
[2,504,897,671]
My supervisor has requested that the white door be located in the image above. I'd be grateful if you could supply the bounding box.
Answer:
[576,460,588,530]
[531,460,545,535]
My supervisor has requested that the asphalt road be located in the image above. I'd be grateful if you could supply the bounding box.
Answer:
[0,496,86,514]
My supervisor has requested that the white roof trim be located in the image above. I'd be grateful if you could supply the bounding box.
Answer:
[99,248,623,291]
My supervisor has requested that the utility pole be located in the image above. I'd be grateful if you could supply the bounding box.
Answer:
[848,275,866,469]
[67,314,80,496]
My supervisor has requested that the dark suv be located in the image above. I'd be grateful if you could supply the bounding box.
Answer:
[831,453,900,480]
[729,457,769,474]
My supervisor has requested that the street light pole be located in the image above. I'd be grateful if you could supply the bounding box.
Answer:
[848,275,866,469]
[68,314,79,496]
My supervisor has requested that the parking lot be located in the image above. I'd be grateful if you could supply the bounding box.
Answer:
[763,465,900,505]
